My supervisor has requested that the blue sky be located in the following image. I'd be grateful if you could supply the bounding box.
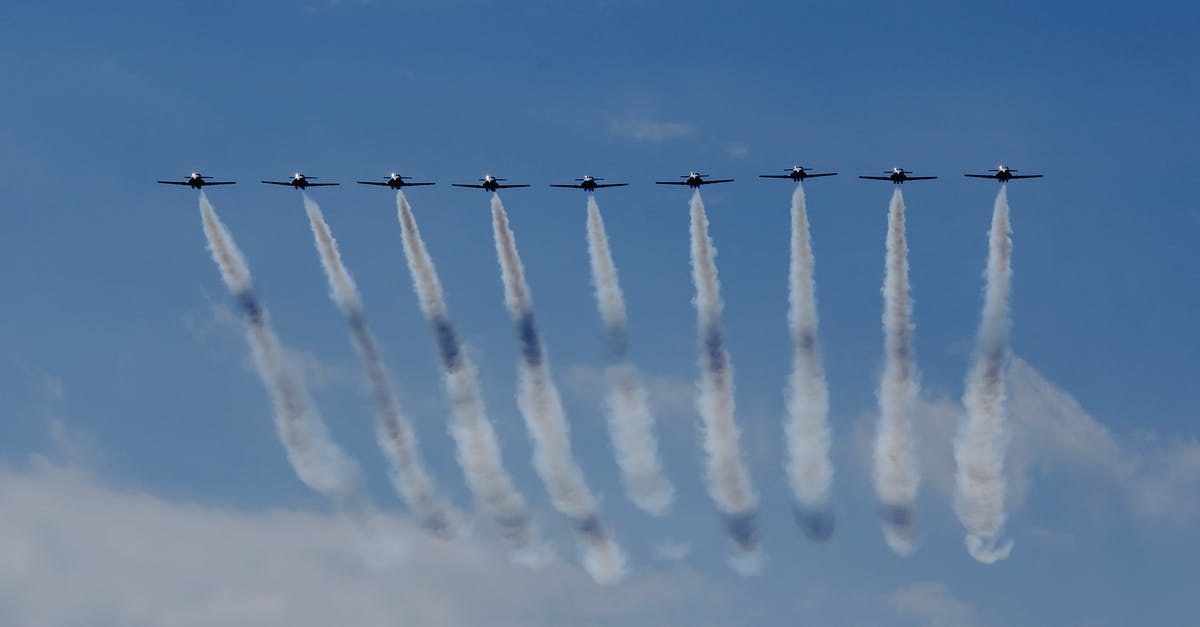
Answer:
[1,1,1198,625]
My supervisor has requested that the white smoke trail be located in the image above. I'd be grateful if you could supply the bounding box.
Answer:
[585,195,674,516]
[394,191,544,559]
[302,195,457,539]
[783,184,835,541]
[198,193,369,519]
[490,194,627,584]
[955,185,1016,564]
[688,190,760,571]
[873,188,921,556]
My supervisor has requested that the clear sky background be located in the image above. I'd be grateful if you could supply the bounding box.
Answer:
[1,1,1197,625]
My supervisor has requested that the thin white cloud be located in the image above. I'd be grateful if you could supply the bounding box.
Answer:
[650,539,692,562]
[608,119,695,143]
[726,143,750,158]
[563,364,695,418]
[887,582,980,627]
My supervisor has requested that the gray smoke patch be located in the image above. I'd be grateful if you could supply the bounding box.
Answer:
[873,188,921,556]
[954,185,1015,564]
[198,193,372,524]
[393,191,542,556]
[302,194,457,539]
[491,194,628,585]
[585,195,674,516]
[688,191,761,572]
[782,184,835,541]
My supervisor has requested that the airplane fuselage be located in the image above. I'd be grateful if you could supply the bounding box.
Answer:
[285,173,318,189]
[991,166,1016,182]
[183,173,211,188]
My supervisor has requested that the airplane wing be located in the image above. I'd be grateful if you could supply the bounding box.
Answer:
[357,181,390,186]
[494,184,530,189]
[859,176,893,180]
[964,174,996,179]
[594,183,628,188]
[306,183,340,187]
[807,173,838,178]
[549,184,583,188]
[905,176,938,181]
[758,175,792,179]
[451,184,486,188]
[655,181,692,185]
[1008,174,1043,179]
[157,181,190,185]
[205,181,236,185]
[261,181,294,185]
[700,179,734,185]
[405,182,436,186]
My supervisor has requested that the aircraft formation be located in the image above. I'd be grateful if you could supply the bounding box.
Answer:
[183,161,1038,583]
[158,165,1043,191]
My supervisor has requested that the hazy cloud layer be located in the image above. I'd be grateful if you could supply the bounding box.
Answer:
[0,461,728,627]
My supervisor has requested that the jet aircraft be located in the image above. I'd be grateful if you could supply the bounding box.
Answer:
[261,173,339,189]
[964,165,1043,182]
[157,173,236,189]
[451,175,531,191]
[859,168,937,184]
[655,172,734,188]
[357,173,435,189]
[759,165,838,182]
[549,175,628,191]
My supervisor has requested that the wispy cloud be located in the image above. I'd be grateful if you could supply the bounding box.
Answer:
[650,539,692,562]
[887,582,980,627]
[884,356,1200,527]
[608,119,695,143]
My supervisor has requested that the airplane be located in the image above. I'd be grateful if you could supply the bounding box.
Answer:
[261,173,339,189]
[357,172,436,189]
[655,172,734,188]
[759,165,838,182]
[859,168,937,184]
[549,175,628,191]
[964,165,1043,182]
[450,174,531,191]
[157,172,236,189]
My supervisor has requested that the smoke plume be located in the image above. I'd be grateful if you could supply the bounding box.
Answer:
[688,190,760,571]
[783,184,835,541]
[393,191,543,557]
[584,195,674,516]
[302,195,457,538]
[873,188,921,556]
[954,185,1016,564]
[490,194,627,584]
[198,193,368,518]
